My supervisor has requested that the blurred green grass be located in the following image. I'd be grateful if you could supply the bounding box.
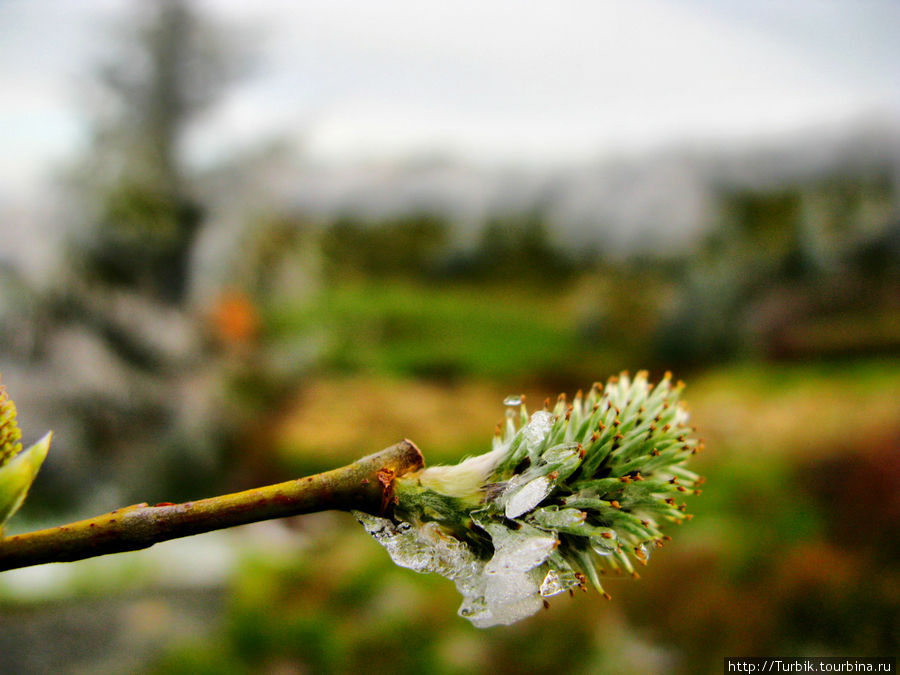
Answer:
[266,280,617,383]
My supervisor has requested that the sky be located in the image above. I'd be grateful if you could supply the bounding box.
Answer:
[1,0,899,199]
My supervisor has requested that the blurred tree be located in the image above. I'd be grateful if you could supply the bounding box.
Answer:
[17,0,257,511]
[321,212,449,280]
[74,0,245,305]
[319,209,585,284]
[656,170,899,366]
[470,211,577,283]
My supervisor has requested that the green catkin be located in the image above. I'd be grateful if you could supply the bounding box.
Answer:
[0,376,51,529]
[0,381,23,467]
[364,370,703,626]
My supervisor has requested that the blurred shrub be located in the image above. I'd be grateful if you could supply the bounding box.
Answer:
[656,171,899,367]
[321,213,450,281]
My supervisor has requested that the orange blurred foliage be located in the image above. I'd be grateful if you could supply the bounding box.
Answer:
[209,289,260,347]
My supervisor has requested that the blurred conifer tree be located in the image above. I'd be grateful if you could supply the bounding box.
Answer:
[75,0,244,305]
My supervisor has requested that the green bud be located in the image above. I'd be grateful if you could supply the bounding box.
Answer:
[0,377,51,530]
[0,380,23,467]
[0,433,51,529]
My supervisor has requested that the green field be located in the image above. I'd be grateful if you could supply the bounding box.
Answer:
[267,280,623,384]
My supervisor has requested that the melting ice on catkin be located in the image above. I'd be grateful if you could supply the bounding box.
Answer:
[355,371,704,628]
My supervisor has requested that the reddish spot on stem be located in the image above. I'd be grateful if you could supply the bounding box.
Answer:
[377,468,396,514]
[154,502,176,507]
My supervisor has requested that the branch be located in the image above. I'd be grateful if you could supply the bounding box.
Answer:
[0,440,424,572]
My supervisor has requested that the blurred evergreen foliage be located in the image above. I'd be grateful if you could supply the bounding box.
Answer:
[321,212,450,281]
[74,0,244,305]
[656,169,899,366]
[320,210,582,284]
[465,211,580,283]
[4,0,262,514]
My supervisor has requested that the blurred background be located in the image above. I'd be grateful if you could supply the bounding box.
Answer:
[1,1,898,672]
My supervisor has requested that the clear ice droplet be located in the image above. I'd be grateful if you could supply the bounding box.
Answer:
[482,570,544,625]
[523,411,553,449]
[503,395,523,406]
[590,532,618,556]
[539,568,581,597]
[354,512,480,579]
[504,475,553,519]
[485,527,558,575]
[458,564,548,628]
[636,542,652,562]
[357,511,564,628]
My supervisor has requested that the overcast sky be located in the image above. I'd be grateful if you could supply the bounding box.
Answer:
[1,0,899,199]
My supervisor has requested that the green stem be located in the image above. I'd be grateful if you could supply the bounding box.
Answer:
[0,440,424,572]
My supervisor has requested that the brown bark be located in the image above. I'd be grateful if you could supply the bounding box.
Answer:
[0,440,423,572]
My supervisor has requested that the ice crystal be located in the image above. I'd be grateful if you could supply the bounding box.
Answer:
[456,523,558,627]
[522,410,552,449]
[503,475,553,519]
[539,568,581,597]
[354,512,480,581]
[590,533,618,556]
[483,522,558,575]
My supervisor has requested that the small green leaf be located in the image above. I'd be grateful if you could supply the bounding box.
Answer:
[0,432,52,529]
